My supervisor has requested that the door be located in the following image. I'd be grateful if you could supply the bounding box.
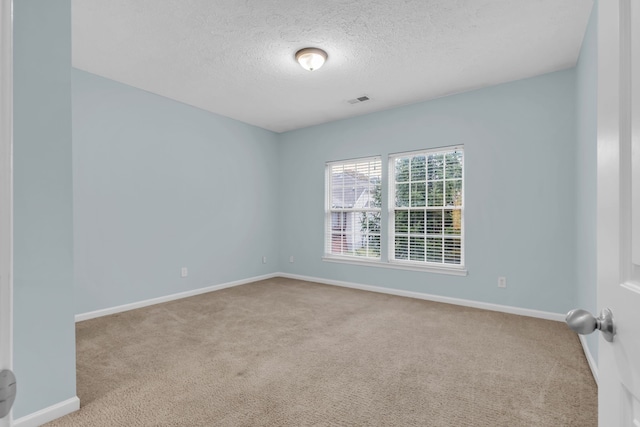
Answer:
[597,0,640,424]
[0,0,13,425]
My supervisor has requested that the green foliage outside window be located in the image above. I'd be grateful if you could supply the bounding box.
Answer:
[359,176,382,256]
[393,150,463,264]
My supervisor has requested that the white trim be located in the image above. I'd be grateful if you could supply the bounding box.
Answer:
[13,397,79,427]
[389,144,465,158]
[578,334,599,386]
[322,256,468,276]
[0,0,13,425]
[325,155,382,167]
[75,273,279,322]
[278,272,565,322]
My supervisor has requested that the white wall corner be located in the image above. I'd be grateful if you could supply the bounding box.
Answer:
[13,396,80,427]
[578,334,598,385]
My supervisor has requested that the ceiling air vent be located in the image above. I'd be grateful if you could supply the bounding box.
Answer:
[347,95,370,105]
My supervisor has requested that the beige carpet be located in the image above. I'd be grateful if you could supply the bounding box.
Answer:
[46,277,596,426]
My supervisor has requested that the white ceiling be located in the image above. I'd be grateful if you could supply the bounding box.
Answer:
[72,0,593,133]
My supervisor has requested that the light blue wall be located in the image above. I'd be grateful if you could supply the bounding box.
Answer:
[278,70,577,314]
[11,5,596,419]
[72,69,280,314]
[575,2,598,363]
[13,0,76,418]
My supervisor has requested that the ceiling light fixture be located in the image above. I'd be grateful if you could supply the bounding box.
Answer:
[295,48,327,71]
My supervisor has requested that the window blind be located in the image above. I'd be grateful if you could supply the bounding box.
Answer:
[325,157,382,259]
[389,146,464,266]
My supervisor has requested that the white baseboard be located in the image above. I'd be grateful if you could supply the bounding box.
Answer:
[76,272,565,324]
[277,272,566,322]
[14,396,80,427]
[579,334,599,385]
[75,273,279,322]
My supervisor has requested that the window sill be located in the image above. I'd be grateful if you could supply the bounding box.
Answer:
[321,256,468,276]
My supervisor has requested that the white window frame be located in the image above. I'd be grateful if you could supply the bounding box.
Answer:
[388,146,465,271]
[324,156,382,261]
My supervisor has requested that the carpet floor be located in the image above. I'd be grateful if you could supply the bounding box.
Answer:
[46,277,597,426]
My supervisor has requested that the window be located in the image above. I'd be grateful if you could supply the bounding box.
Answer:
[390,147,464,267]
[325,157,382,259]
[324,147,464,274]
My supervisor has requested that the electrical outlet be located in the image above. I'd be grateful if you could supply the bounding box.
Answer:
[181,267,188,278]
[289,256,294,263]
[498,277,507,288]
[262,256,267,264]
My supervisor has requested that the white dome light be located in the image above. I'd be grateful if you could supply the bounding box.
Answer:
[295,48,327,71]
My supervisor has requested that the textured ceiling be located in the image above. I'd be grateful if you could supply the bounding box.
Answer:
[72,0,593,133]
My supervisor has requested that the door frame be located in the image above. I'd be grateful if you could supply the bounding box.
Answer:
[0,0,14,425]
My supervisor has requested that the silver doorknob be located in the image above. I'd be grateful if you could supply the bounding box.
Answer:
[566,308,616,342]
